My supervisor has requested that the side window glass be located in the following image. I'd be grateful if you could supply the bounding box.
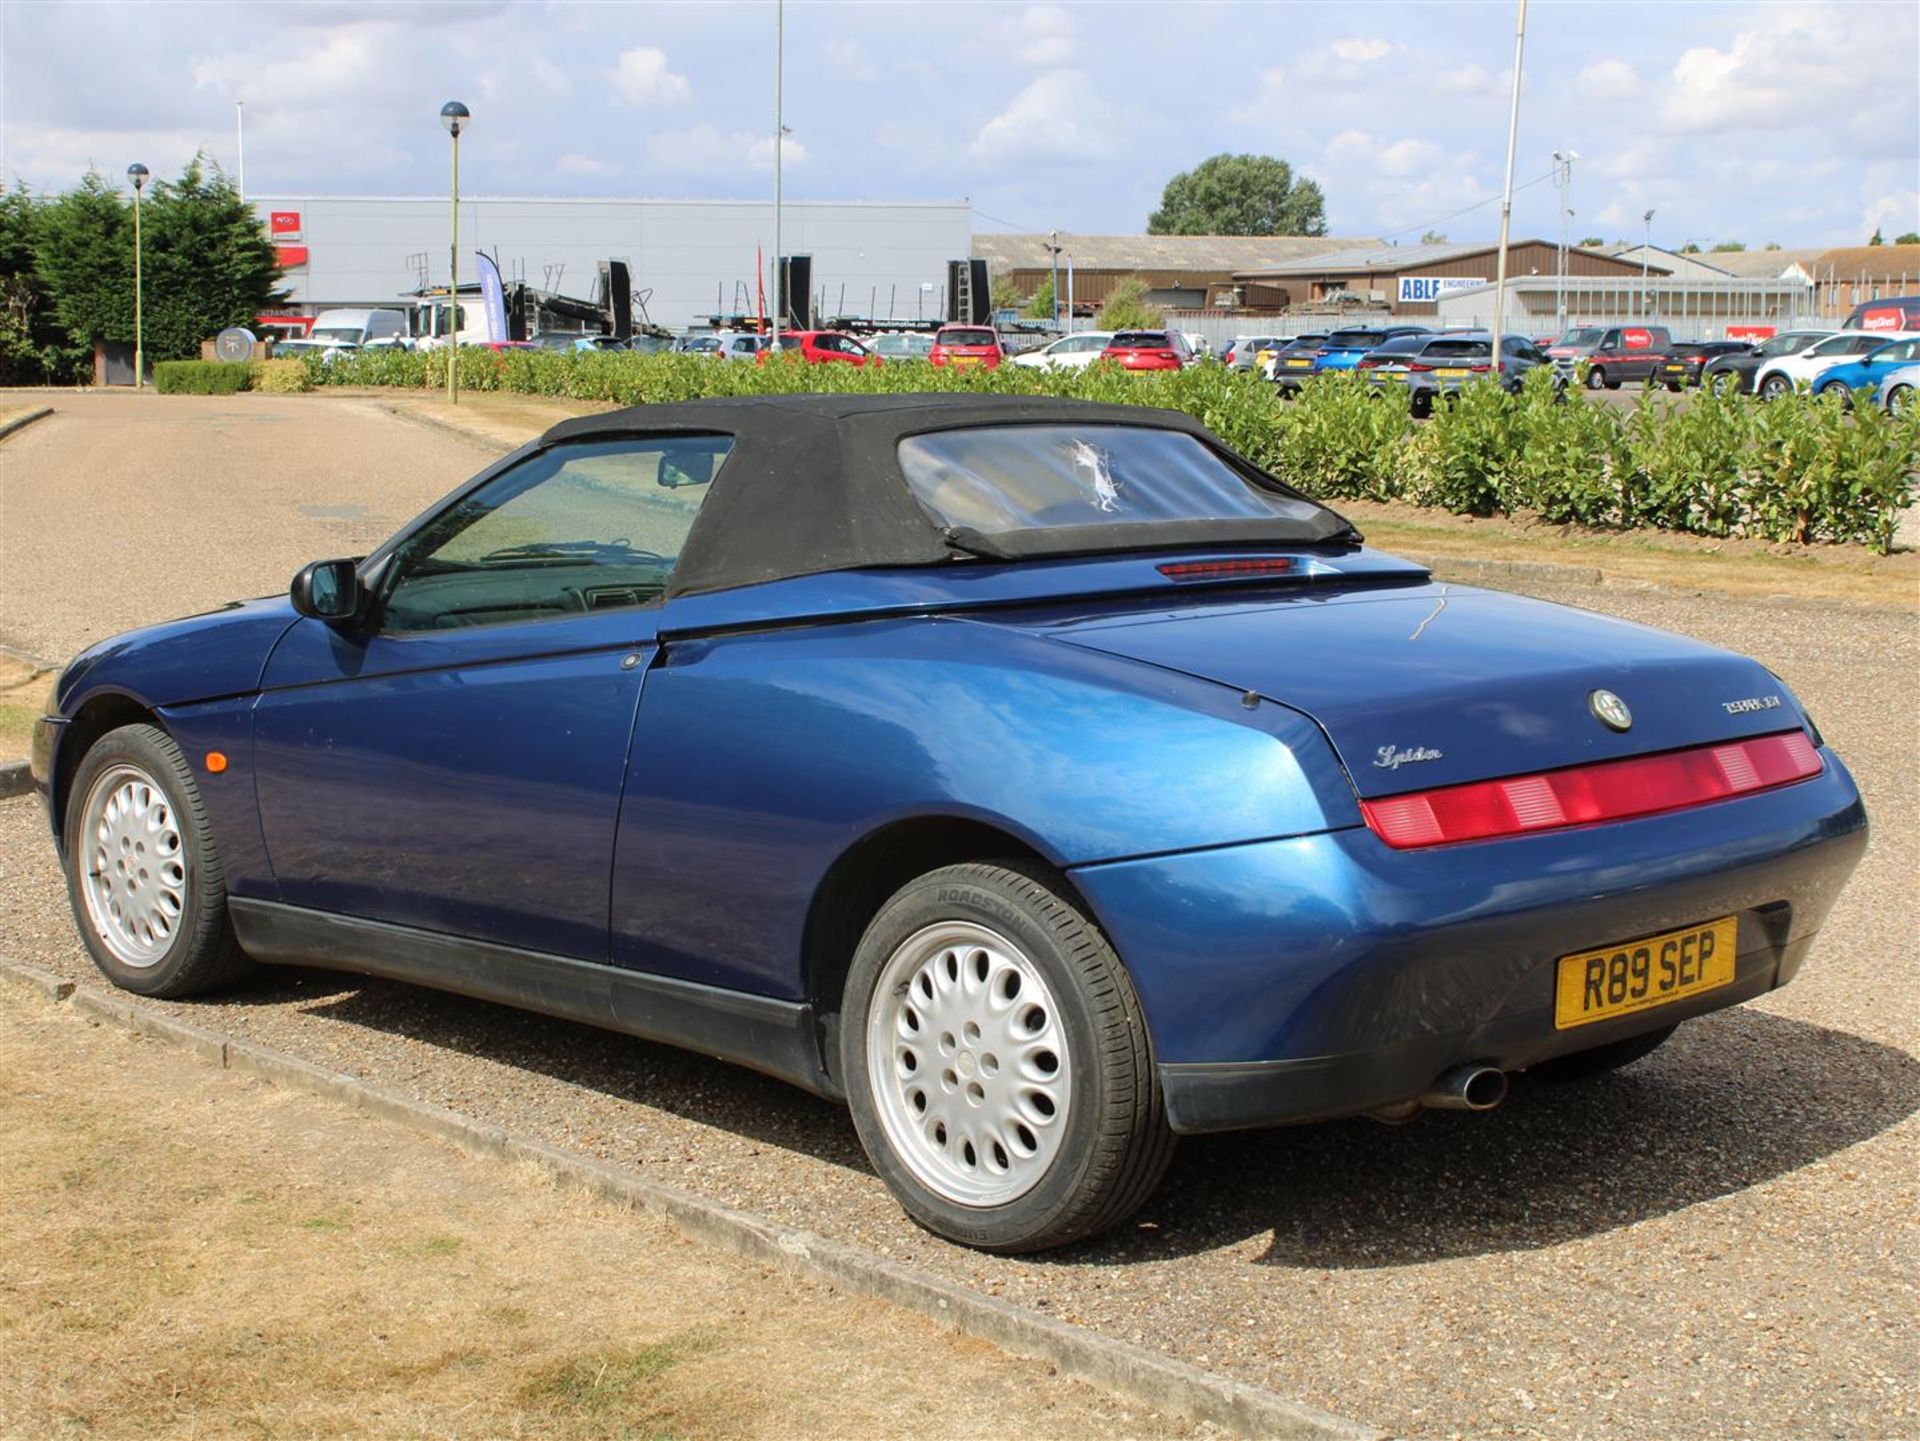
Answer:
[378,435,733,633]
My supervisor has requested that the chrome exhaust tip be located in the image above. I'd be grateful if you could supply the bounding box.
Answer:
[1422,1063,1509,1112]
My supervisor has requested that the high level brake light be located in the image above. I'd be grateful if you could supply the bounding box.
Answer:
[1361,730,1822,849]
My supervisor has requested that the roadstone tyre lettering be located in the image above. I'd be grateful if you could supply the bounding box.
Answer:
[63,723,252,998]
[842,861,1175,1252]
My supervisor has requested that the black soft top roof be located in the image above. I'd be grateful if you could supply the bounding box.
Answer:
[541,393,1352,597]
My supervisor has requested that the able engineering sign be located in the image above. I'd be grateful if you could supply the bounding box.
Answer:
[1398,275,1488,304]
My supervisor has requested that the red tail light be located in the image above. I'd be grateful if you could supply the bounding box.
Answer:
[1361,730,1822,850]
[1470,363,1490,373]
[1357,357,1381,369]
[930,345,946,362]
[1406,361,1433,372]
[1157,557,1296,582]
[1314,348,1330,358]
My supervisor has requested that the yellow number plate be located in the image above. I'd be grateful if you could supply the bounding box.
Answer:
[1287,358,1312,367]
[1436,367,1469,377]
[1554,917,1737,1029]
[1665,363,1686,372]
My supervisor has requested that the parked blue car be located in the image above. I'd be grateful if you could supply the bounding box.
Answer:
[1811,335,1920,403]
[32,395,1867,1252]
[1313,324,1430,373]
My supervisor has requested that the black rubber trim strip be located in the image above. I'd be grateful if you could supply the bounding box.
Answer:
[228,898,839,1099]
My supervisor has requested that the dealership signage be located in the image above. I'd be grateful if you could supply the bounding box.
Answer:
[1397,275,1488,303]
[269,211,302,236]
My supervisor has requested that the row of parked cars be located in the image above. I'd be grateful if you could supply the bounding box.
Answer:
[1219,313,1920,415]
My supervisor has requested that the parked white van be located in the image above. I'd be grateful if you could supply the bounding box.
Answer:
[276,308,410,356]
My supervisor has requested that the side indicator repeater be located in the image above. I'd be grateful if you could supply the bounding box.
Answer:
[205,752,229,774]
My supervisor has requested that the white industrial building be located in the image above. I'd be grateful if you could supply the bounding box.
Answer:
[249,195,973,331]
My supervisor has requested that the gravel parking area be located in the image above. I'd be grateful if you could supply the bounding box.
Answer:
[2,392,1914,1439]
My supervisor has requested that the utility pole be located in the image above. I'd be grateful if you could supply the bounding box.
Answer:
[1490,0,1528,378]
[1047,231,1062,332]
[127,164,148,389]
[1552,148,1577,334]
[771,0,784,349]
[1642,209,1655,317]
[441,101,470,404]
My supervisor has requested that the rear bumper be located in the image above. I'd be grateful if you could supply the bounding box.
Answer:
[1070,754,1868,1133]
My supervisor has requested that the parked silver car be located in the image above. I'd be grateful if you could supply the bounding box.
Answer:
[1874,362,1920,413]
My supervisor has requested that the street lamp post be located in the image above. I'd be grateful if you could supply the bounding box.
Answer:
[126,164,149,389]
[1642,209,1655,317]
[1046,231,1062,332]
[1552,148,1578,334]
[440,101,470,405]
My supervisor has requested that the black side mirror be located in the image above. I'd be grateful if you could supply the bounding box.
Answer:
[291,559,363,624]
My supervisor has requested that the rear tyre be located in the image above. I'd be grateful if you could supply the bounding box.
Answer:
[1530,1024,1677,1081]
[62,723,251,998]
[1888,385,1915,416]
[842,861,1175,1253]
[1585,365,1607,391]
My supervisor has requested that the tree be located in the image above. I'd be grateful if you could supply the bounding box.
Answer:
[0,187,84,384]
[1094,277,1163,330]
[1420,230,1447,244]
[1024,275,1055,320]
[1577,236,1605,248]
[33,170,135,350]
[34,157,284,363]
[1764,242,1782,251]
[1896,232,1920,246]
[989,272,1023,313]
[1679,243,1702,254]
[1710,241,1747,252]
[1147,154,1325,237]
[140,156,286,360]
[1868,227,1884,246]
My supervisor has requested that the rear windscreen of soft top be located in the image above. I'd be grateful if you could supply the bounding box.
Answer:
[898,424,1335,537]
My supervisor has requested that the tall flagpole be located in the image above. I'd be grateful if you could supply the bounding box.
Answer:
[772,0,784,347]
[1490,0,1528,379]
[236,100,245,200]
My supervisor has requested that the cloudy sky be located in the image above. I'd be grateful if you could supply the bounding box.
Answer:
[4,1,1914,248]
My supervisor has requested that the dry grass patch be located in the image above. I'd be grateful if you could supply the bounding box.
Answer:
[0,981,1199,1440]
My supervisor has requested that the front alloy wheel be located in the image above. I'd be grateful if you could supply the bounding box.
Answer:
[843,862,1175,1252]
[1760,373,1793,400]
[1585,365,1607,390]
[63,723,251,997]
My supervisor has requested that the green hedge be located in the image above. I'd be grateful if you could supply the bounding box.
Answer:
[248,357,311,393]
[302,350,1920,553]
[154,359,251,395]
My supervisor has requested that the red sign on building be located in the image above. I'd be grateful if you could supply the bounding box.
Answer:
[273,245,309,269]
[269,211,301,235]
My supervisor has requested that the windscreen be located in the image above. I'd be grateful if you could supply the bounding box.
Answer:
[1326,330,1387,348]
[1557,329,1604,347]
[898,425,1335,537]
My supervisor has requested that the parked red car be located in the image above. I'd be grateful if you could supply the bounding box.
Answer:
[760,331,880,366]
[1100,330,1194,371]
[929,325,1004,370]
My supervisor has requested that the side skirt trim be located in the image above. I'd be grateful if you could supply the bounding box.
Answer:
[228,898,840,1100]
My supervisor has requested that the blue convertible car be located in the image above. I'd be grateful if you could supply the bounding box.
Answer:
[33,395,1867,1251]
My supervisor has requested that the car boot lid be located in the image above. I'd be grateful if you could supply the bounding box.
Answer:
[1027,582,1808,798]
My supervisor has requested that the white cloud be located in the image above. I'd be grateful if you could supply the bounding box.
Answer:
[1331,37,1392,63]
[1577,58,1640,103]
[556,152,604,176]
[1657,4,1913,142]
[969,70,1115,164]
[746,132,808,169]
[646,125,803,175]
[826,39,877,81]
[608,47,689,107]
[997,4,1074,67]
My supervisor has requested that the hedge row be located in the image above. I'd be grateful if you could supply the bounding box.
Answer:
[153,358,312,394]
[298,349,1919,552]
